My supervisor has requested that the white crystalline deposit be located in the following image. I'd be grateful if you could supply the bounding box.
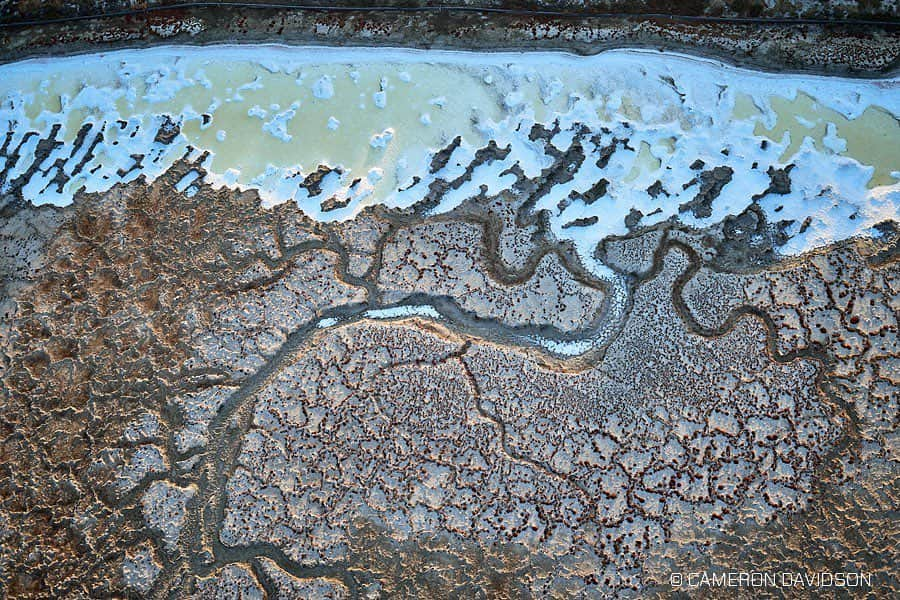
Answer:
[312,75,335,100]
[140,481,197,550]
[364,304,442,320]
[1,45,897,267]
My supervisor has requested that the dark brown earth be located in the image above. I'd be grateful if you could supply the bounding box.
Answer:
[0,4,897,599]
[1,1,899,75]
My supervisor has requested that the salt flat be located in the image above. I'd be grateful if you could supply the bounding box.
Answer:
[0,42,897,598]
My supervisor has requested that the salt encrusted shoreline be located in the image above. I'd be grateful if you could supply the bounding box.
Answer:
[0,37,897,598]
[2,46,897,261]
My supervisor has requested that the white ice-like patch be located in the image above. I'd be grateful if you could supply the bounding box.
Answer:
[541,76,564,105]
[536,337,596,356]
[317,317,340,328]
[175,170,201,193]
[369,128,394,149]
[261,103,298,142]
[312,75,334,99]
[823,122,848,153]
[365,305,442,320]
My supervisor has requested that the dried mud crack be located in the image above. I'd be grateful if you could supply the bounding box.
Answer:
[0,41,898,599]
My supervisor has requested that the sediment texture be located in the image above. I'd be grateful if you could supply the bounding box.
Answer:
[0,141,896,596]
[0,11,898,593]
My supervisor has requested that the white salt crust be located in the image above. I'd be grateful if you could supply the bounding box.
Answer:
[2,45,897,268]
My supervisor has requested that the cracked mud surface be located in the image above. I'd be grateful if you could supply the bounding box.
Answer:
[0,15,899,592]
[0,143,896,597]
